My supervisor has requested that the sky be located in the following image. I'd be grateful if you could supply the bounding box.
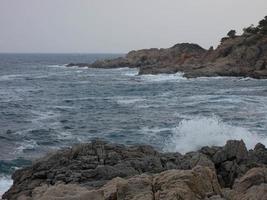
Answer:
[0,0,267,53]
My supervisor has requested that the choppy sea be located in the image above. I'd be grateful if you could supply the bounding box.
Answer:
[1,53,267,197]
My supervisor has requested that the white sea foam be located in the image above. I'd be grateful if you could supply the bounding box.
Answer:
[0,74,25,81]
[0,176,12,199]
[140,72,187,82]
[116,97,144,105]
[106,67,138,76]
[67,66,88,70]
[123,69,139,76]
[164,116,267,154]
[15,140,38,154]
[46,64,66,68]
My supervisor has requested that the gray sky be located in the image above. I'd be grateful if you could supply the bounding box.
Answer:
[0,0,266,53]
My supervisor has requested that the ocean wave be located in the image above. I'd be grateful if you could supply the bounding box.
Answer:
[46,64,66,68]
[31,110,59,123]
[0,175,12,198]
[140,72,187,82]
[123,69,139,76]
[15,140,38,154]
[116,97,145,105]
[164,116,267,154]
[0,74,25,81]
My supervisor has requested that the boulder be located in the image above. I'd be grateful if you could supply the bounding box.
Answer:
[231,167,267,200]
[153,166,221,200]
[212,140,248,164]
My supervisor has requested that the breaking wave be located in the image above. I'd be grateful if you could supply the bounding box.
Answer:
[140,72,187,82]
[165,116,267,154]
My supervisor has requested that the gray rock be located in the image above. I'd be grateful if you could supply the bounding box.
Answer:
[3,140,267,200]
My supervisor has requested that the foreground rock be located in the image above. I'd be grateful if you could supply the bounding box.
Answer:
[22,166,222,200]
[3,139,267,200]
[18,166,267,200]
[67,16,267,79]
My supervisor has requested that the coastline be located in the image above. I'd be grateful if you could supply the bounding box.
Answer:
[66,23,267,80]
[2,14,267,200]
[3,139,267,199]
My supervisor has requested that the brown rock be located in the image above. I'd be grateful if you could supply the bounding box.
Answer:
[13,166,221,200]
[153,166,221,200]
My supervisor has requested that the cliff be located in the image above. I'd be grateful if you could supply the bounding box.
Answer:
[67,16,267,79]
[3,140,267,200]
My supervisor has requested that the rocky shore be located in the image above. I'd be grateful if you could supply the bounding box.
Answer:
[67,17,267,79]
[3,139,267,200]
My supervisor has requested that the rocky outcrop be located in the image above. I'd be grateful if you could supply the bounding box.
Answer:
[67,17,267,79]
[67,43,206,72]
[20,166,222,200]
[67,57,131,69]
[181,34,267,79]
[3,140,267,200]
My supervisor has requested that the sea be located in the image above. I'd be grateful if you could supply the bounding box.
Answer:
[1,53,267,197]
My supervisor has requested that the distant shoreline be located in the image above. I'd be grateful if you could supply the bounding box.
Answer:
[67,16,267,79]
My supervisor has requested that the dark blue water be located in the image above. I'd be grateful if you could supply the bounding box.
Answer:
[1,53,267,195]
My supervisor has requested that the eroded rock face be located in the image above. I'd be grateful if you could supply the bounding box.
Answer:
[3,140,267,200]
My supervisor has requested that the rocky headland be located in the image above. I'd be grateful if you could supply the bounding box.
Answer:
[3,139,267,200]
[67,16,267,79]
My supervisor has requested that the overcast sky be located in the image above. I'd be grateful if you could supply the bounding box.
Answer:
[0,0,266,53]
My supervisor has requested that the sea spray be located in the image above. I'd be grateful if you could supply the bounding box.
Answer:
[0,176,12,198]
[165,116,267,154]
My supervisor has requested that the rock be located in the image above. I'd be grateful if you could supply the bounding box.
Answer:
[210,140,249,187]
[254,143,266,151]
[66,17,267,79]
[31,184,104,200]
[232,167,267,193]
[153,166,221,200]
[179,152,216,171]
[3,140,267,200]
[231,167,267,200]
[3,140,178,200]
[205,195,226,200]
[67,43,207,74]
[248,142,267,165]
[117,174,153,200]
[237,184,267,200]
[21,166,221,200]
[213,140,248,164]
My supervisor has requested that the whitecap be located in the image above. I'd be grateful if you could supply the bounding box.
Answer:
[164,115,267,154]
[123,69,139,76]
[140,72,187,82]
[116,98,144,105]
[67,66,88,69]
[0,74,25,81]
[46,64,66,68]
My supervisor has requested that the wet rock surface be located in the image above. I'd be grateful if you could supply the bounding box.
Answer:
[3,139,267,200]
